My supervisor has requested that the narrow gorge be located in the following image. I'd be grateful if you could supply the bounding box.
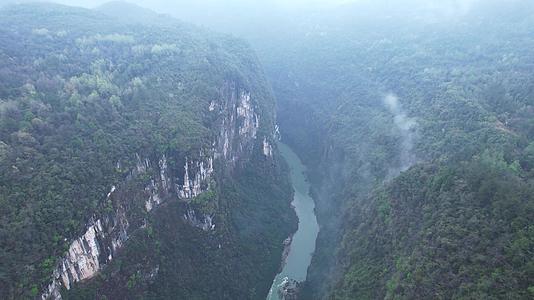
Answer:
[267,143,319,300]
[0,3,296,299]
[1,1,534,300]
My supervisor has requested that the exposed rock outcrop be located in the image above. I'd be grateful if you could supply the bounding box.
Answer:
[277,277,301,300]
[276,236,293,273]
[177,155,214,199]
[41,82,263,299]
[41,187,129,300]
[215,82,260,166]
[263,137,273,157]
[183,208,216,231]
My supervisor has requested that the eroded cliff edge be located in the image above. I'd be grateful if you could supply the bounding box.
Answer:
[0,3,296,299]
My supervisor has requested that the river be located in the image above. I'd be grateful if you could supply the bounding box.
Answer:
[267,143,320,300]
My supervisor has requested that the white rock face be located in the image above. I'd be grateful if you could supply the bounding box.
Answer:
[42,206,131,300]
[42,219,107,299]
[215,84,260,165]
[263,137,273,157]
[177,155,214,199]
[159,155,168,190]
[145,154,170,212]
[209,100,216,112]
[60,221,103,289]
[107,186,116,199]
[134,153,150,174]
[145,179,162,212]
[237,91,259,139]
[42,81,264,299]
[184,208,215,231]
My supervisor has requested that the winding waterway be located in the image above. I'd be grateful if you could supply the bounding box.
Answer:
[267,143,319,300]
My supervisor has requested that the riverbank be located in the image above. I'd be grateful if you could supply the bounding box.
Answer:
[267,143,319,300]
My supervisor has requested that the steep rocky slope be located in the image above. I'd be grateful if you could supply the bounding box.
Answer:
[0,3,295,299]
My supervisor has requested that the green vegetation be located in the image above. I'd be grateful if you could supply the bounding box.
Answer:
[65,151,295,300]
[0,3,295,299]
[253,2,534,299]
[2,1,534,299]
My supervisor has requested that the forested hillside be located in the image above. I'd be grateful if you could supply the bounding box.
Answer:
[1,1,534,299]
[0,3,296,299]
[251,1,534,299]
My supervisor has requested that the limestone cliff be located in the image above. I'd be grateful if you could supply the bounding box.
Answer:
[41,82,274,299]
[0,4,291,299]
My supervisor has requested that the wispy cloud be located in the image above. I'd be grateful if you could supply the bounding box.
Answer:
[383,93,417,175]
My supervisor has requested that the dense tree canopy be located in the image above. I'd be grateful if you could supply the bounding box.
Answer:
[253,1,534,299]
[0,3,295,299]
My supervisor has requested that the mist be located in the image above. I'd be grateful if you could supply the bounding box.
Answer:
[2,0,531,36]
[383,94,418,176]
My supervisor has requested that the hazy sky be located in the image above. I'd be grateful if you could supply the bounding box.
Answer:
[2,0,502,20]
[45,0,511,21]
[41,0,357,31]
[51,0,354,10]
[4,0,526,32]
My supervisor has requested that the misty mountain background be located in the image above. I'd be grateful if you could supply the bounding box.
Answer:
[3,0,533,33]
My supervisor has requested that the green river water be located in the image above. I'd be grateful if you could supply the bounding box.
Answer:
[267,143,319,300]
